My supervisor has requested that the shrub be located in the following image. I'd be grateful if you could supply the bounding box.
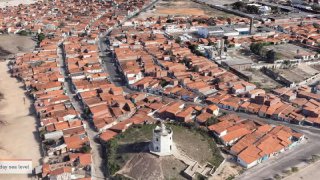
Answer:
[37,33,46,42]
[81,144,91,153]
[291,166,299,172]
[18,30,29,36]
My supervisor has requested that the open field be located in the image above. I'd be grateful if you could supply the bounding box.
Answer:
[138,0,237,18]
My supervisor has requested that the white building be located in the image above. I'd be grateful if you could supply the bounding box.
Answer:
[150,123,173,156]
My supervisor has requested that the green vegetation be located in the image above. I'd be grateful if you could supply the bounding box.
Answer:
[37,33,46,42]
[232,1,245,10]
[271,6,280,13]
[282,169,292,175]
[106,139,121,175]
[160,79,170,87]
[226,175,235,180]
[105,124,156,175]
[17,30,29,36]
[31,61,45,67]
[81,144,91,153]
[112,174,132,180]
[188,44,205,57]
[246,5,259,14]
[175,37,181,44]
[312,4,320,12]
[205,116,218,127]
[169,122,224,167]
[189,44,199,53]
[232,2,259,14]
[265,50,278,63]
[274,174,282,180]
[306,154,320,164]
[39,128,46,138]
[250,43,264,55]
[291,166,299,172]
[58,21,66,28]
[313,22,320,29]
[196,173,208,180]
[250,43,278,63]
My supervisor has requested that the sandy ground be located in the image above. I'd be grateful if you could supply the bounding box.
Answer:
[284,161,320,180]
[0,0,36,7]
[0,34,39,179]
[0,61,41,179]
[0,35,36,55]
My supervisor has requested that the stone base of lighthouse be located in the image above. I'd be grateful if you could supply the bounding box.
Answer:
[149,143,174,157]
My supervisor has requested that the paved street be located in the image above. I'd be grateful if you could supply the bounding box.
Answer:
[58,44,105,180]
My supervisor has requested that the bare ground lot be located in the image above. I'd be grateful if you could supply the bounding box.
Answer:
[0,35,35,58]
[248,69,282,90]
[0,35,40,180]
[138,0,237,18]
[274,65,319,84]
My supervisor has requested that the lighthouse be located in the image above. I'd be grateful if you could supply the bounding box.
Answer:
[150,122,173,156]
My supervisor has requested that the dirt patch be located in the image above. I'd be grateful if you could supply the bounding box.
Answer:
[161,156,188,179]
[0,47,12,57]
[170,125,222,166]
[138,0,237,18]
[214,160,243,180]
[0,35,35,58]
[157,8,205,16]
[118,152,164,180]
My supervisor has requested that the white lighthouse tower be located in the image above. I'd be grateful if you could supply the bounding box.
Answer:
[150,122,173,156]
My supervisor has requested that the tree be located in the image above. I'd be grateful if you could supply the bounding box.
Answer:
[265,50,278,63]
[291,167,299,172]
[206,116,218,127]
[189,44,199,53]
[271,6,280,13]
[312,4,320,11]
[18,30,28,36]
[232,1,245,10]
[175,37,181,44]
[313,22,320,29]
[58,21,66,28]
[246,5,259,14]
[250,43,264,55]
[37,33,46,42]
[81,144,91,153]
